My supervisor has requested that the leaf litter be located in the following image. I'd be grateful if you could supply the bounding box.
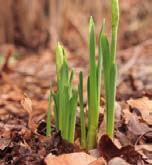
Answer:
[0,1,152,164]
[0,44,152,164]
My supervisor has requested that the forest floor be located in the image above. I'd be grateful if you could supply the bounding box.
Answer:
[0,0,152,164]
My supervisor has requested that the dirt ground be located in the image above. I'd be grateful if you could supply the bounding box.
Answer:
[0,0,152,164]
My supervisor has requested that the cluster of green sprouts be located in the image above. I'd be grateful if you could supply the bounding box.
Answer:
[46,0,119,149]
[47,44,78,143]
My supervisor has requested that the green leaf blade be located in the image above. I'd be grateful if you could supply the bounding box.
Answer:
[78,72,86,148]
[68,90,78,143]
[87,17,98,149]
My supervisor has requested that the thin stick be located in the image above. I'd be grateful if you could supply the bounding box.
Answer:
[46,88,52,136]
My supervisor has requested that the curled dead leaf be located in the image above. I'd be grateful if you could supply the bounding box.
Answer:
[21,95,37,131]
[21,96,32,114]
[98,135,146,164]
[127,114,151,136]
[135,144,152,164]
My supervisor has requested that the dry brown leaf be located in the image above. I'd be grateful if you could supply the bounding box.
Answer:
[21,96,37,131]
[98,135,145,164]
[116,131,130,146]
[136,145,152,153]
[127,97,152,125]
[0,138,11,150]
[45,152,96,165]
[127,114,151,136]
[123,107,132,124]
[21,96,32,114]
[135,144,152,164]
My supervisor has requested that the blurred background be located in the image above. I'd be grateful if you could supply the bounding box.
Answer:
[0,0,151,54]
[0,0,151,102]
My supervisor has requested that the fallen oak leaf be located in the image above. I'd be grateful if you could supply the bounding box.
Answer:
[119,112,152,145]
[127,114,151,136]
[120,145,143,165]
[98,135,120,161]
[98,135,147,165]
[127,114,152,144]
[135,144,152,164]
[127,97,152,125]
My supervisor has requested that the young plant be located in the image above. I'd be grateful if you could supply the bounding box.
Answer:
[46,0,120,147]
[100,0,119,138]
[47,43,78,143]
[86,17,105,149]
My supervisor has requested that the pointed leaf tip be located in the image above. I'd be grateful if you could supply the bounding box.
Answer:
[89,16,94,29]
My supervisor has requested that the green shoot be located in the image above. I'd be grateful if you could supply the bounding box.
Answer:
[97,19,105,105]
[68,90,78,143]
[86,17,104,149]
[87,17,98,149]
[56,42,66,80]
[111,0,119,62]
[78,72,86,148]
[46,87,52,136]
[52,43,78,142]
[100,0,119,138]
[101,33,117,139]
[46,0,120,146]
